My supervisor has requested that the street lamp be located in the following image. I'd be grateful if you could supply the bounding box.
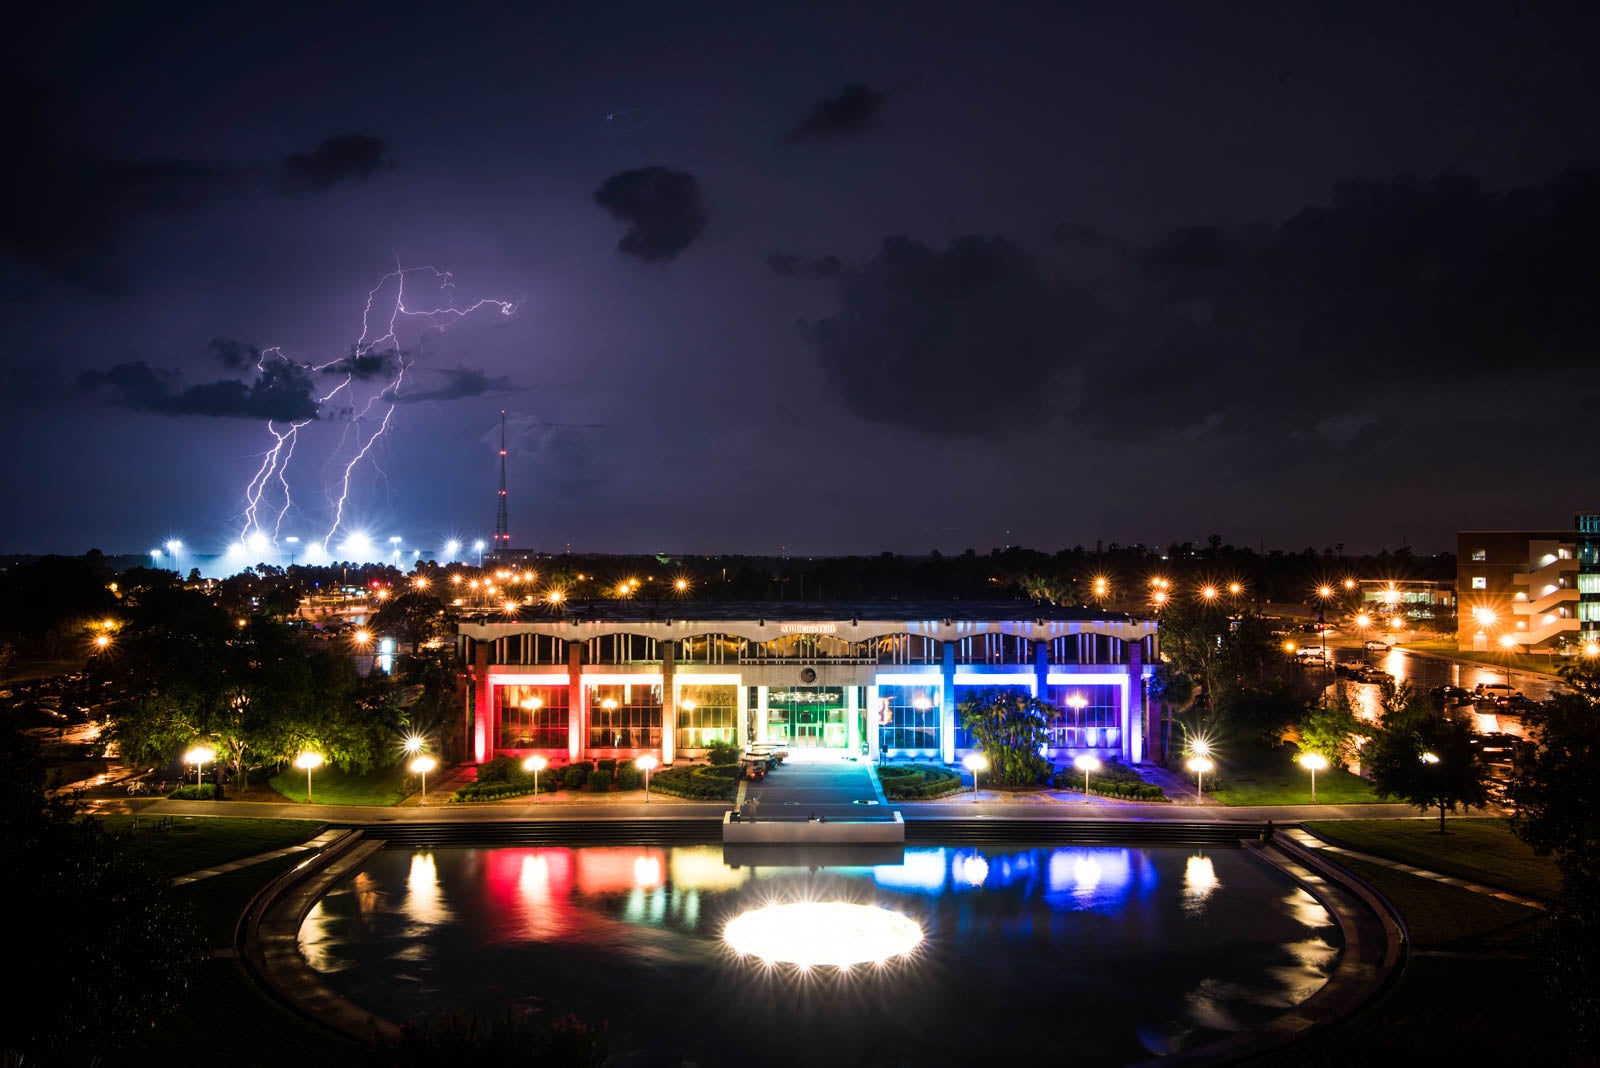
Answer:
[296,751,323,803]
[410,754,436,804]
[963,752,988,803]
[185,744,214,787]
[150,548,162,568]
[523,754,547,797]
[1298,752,1328,803]
[636,754,658,802]
[1074,754,1100,800]
[1316,585,1334,681]
[473,539,486,567]
[1420,751,1440,765]
[285,535,299,566]
[1186,755,1214,800]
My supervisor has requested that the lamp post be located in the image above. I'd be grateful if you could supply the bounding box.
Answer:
[410,754,436,805]
[1186,755,1214,800]
[1074,754,1100,801]
[474,539,486,567]
[1316,585,1334,682]
[285,535,300,566]
[636,754,658,802]
[1499,632,1518,691]
[523,754,547,797]
[296,751,323,803]
[185,744,214,787]
[1298,752,1327,803]
[963,752,988,804]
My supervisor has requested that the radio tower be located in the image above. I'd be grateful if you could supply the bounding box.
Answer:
[493,409,510,558]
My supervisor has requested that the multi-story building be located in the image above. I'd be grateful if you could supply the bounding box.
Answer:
[1457,529,1579,651]
[1356,579,1455,621]
[457,601,1156,769]
[1578,511,1600,647]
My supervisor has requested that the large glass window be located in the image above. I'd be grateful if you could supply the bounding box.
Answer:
[676,683,738,749]
[1045,683,1121,749]
[587,683,662,749]
[498,683,569,749]
[876,683,940,751]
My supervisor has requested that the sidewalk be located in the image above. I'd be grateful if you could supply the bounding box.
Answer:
[1284,826,1548,910]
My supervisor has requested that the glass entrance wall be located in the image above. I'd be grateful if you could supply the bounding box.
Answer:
[586,683,662,749]
[765,686,848,748]
[876,683,941,751]
[676,683,738,750]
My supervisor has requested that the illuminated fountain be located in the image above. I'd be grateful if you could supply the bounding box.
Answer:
[723,902,922,967]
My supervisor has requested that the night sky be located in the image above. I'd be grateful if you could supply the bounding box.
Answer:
[4,1,1597,560]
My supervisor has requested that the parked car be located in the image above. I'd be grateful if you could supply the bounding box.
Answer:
[1334,662,1363,679]
[1496,693,1539,713]
[1363,640,1390,652]
[1430,685,1473,706]
[1356,667,1393,684]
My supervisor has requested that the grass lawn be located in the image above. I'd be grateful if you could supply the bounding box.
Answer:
[1303,817,1562,901]
[1398,637,1565,677]
[270,762,413,806]
[90,815,325,880]
[1205,736,1380,806]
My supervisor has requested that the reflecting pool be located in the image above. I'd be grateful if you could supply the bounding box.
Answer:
[299,844,1339,1066]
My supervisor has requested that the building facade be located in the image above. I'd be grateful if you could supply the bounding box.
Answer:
[1457,529,1579,650]
[1578,512,1600,645]
[457,602,1156,769]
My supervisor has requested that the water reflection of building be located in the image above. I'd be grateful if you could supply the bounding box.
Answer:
[459,602,1156,768]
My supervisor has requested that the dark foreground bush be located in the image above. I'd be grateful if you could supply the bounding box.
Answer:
[383,1010,609,1068]
[878,764,964,800]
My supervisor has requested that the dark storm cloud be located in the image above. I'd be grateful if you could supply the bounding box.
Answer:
[205,339,262,370]
[279,134,392,193]
[1,78,391,289]
[1076,166,1600,445]
[592,167,707,263]
[785,82,886,142]
[802,235,1096,436]
[319,348,401,380]
[765,251,843,278]
[79,361,320,421]
[1050,222,1105,247]
[389,366,513,404]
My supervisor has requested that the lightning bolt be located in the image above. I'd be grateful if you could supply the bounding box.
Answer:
[233,265,514,557]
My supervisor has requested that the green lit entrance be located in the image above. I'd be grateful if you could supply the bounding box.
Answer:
[766,686,848,748]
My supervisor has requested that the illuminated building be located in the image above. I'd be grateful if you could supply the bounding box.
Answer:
[458,602,1155,767]
[1457,523,1585,651]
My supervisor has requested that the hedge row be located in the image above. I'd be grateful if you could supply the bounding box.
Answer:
[878,764,965,800]
[454,780,562,802]
[1049,768,1168,801]
[648,764,739,801]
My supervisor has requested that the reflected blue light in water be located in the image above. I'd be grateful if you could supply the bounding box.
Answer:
[872,848,948,892]
[1047,847,1134,905]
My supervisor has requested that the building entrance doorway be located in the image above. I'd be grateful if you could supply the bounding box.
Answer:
[766,686,848,748]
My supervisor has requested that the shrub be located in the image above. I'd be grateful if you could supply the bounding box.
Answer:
[454,781,544,802]
[1049,763,1168,802]
[563,766,589,789]
[615,763,642,790]
[706,740,741,766]
[595,758,617,776]
[877,764,964,800]
[475,756,523,785]
[648,764,739,801]
[169,783,218,801]
[586,769,611,792]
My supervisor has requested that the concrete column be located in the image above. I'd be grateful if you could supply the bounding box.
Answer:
[660,641,676,764]
[846,685,860,753]
[941,642,957,763]
[473,641,492,764]
[1034,640,1050,759]
[757,686,770,744]
[568,641,584,762]
[737,682,750,747]
[1127,636,1144,764]
[866,683,881,762]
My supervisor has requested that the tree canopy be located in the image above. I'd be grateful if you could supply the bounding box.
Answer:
[1366,706,1487,831]
[957,688,1052,786]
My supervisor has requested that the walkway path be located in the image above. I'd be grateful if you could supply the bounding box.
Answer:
[1284,826,1547,910]
[737,753,889,820]
[169,828,348,887]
